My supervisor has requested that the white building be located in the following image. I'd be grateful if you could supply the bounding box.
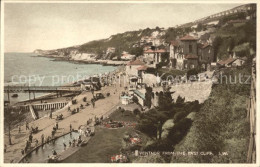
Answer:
[126,59,145,76]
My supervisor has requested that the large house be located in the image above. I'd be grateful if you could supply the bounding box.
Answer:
[169,35,215,70]
[143,49,169,67]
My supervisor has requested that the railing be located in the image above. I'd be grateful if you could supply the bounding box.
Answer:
[246,63,256,163]
[4,85,81,93]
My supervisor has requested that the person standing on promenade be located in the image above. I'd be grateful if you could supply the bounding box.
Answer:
[41,134,44,145]
[18,125,21,133]
[51,130,55,138]
[26,122,29,130]
[70,123,72,132]
[55,122,59,130]
[29,133,33,143]
[63,142,66,150]
[35,139,38,146]
[49,110,53,119]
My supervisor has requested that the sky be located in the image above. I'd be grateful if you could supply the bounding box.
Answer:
[4,3,243,52]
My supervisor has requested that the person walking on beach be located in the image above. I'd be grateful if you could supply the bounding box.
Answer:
[26,122,29,130]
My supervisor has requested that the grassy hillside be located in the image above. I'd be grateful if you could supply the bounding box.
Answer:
[78,28,158,54]
[172,67,251,163]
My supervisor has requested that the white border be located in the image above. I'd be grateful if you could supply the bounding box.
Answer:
[1,1,259,167]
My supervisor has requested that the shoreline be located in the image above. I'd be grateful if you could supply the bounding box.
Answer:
[34,54,128,66]
[5,55,123,106]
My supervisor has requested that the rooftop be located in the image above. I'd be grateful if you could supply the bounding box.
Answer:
[180,35,198,41]
[127,59,145,66]
[184,54,198,59]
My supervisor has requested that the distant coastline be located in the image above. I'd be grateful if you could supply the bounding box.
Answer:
[34,54,127,66]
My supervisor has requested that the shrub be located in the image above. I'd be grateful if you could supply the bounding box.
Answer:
[133,108,141,115]
[173,111,187,123]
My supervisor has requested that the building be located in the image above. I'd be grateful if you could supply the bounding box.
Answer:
[217,57,246,68]
[121,53,135,61]
[143,49,169,67]
[198,43,214,70]
[126,59,145,77]
[106,47,116,55]
[169,35,215,70]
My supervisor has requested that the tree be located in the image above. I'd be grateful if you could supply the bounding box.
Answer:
[196,23,203,32]
[145,86,153,109]
[129,47,143,57]
[213,36,222,61]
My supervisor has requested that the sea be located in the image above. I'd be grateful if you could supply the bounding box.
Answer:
[4,52,117,104]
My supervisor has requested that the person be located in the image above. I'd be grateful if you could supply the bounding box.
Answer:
[41,134,44,144]
[68,106,70,112]
[63,142,66,150]
[69,141,72,147]
[21,149,24,155]
[29,134,33,143]
[52,150,57,156]
[51,130,55,138]
[70,124,72,132]
[91,99,95,108]
[18,125,21,133]
[26,122,29,130]
[55,122,59,130]
[35,139,38,146]
[49,110,52,119]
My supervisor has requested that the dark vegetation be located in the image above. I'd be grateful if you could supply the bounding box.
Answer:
[213,19,256,60]
[136,89,201,154]
[173,67,251,163]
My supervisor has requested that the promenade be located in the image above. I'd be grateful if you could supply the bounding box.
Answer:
[4,83,124,163]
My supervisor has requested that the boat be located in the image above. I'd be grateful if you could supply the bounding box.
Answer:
[11,94,18,98]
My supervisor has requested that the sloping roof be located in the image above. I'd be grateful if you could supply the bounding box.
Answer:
[170,40,179,46]
[217,57,236,65]
[180,35,198,41]
[144,49,155,53]
[127,59,145,66]
[137,65,148,71]
[198,43,211,49]
[184,54,198,59]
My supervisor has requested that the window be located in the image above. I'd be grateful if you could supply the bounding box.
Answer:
[189,45,192,53]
